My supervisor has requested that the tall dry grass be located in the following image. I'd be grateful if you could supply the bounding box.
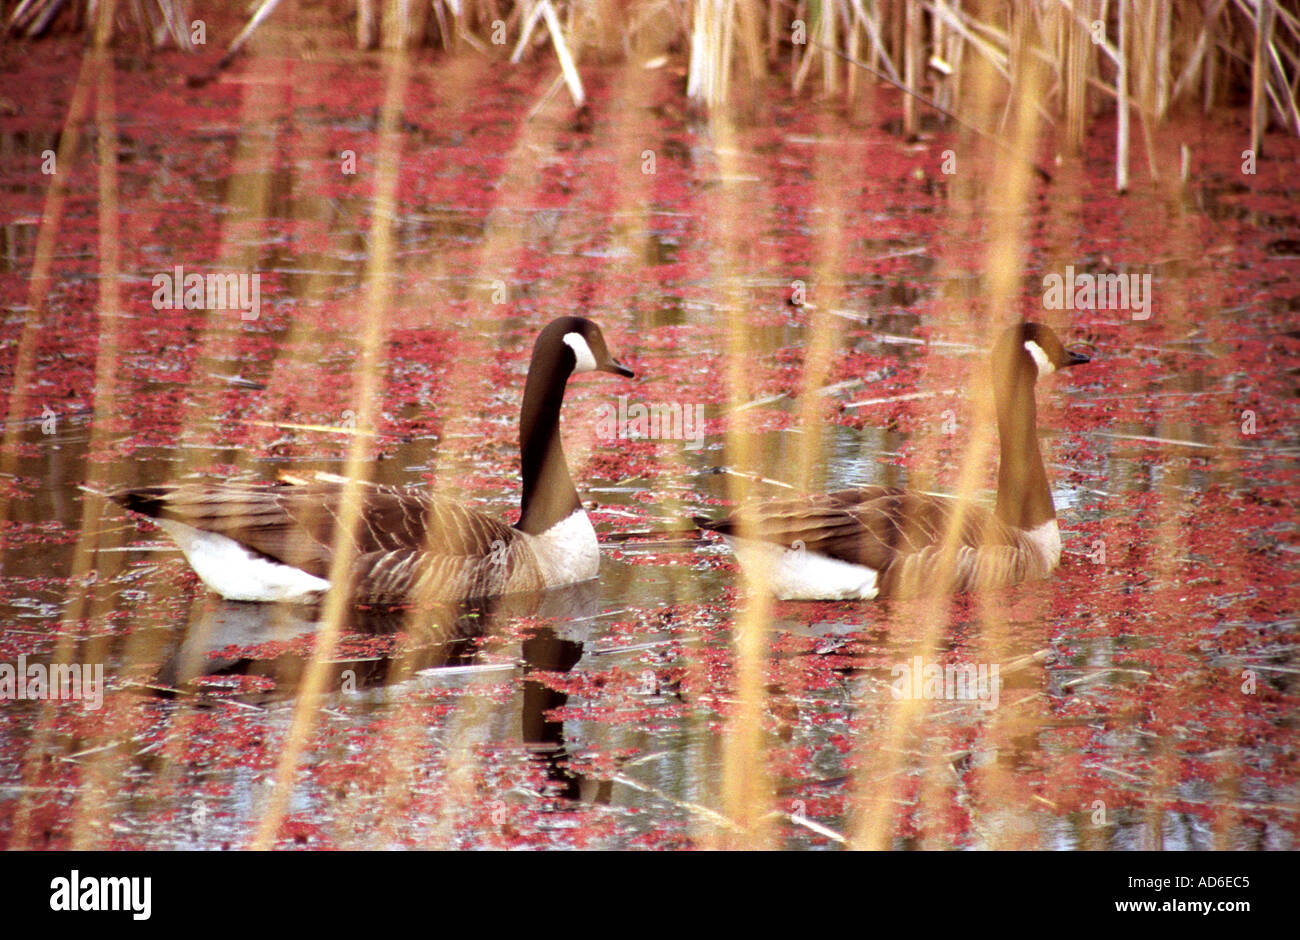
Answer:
[2,0,1290,850]
[13,2,1300,145]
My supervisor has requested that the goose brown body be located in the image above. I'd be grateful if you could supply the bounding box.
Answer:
[104,317,633,605]
[701,486,1058,599]
[699,323,1090,600]
[115,482,548,604]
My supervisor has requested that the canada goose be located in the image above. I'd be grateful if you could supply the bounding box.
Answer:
[105,317,633,605]
[698,323,1090,600]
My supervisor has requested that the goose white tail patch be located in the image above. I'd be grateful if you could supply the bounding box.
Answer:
[1024,340,1055,376]
[563,332,598,373]
[154,518,330,602]
[727,537,879,601]
[1021,518,1061,571]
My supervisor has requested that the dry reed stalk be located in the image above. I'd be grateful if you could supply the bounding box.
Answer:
[903,0,918,134]
[817,35,1055,181]
[847,0,862,99]
[359,636,447,849]
[1063,0,1089,152]
[7,0,69,37]
[710,111,775,848]
[810,0,904,98]
[433,0,455,51]
[943,0,965,117]
[863,0,900,81]
[767,0,779,61]
[848,6,1049,847]
[542,0,586,106]
[1165,156,1265,849]
[1116,0,1129,191]
[160,90,279,503]
[962,19,1051,850]
[588,59,703,608]
[234,419,382,437]
[383,0,429,49]
[870,0,883,74]
[788,0,802,77]
[925,1,1013,88]
[358,0,378,48]
[792,2,817,93]
[0,54,97,584]
[251,47,410,851]
[234,51,413,812]
[1202,8,1218,113]
[1001,4,1025,135]
[822,0,840,96]
[415,56,572,849]
[420,670,504,847]
[924,3,1058,130]
[1155,0,1171,117]
[1252,0,1276,156]
[928,0,952,113]
[1133,0,1161,180]
[792,144,848,493]
[8,4,118,848]
[1136,130,1212,852]
[413,62,544,519]
[14,0,1300,150]
[719,0,735,103]
[687,0,716,102]
[1263,29,1300,132]
[154,56,384,768]
[735,0,766,87]
[243,57,379,459]
[417,95,617,847]
[857,0,899,85]
[66,27,131,850]
[512,1,547,60]
[187,0,286,85]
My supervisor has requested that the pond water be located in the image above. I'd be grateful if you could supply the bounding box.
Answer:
[0,32,1297,849]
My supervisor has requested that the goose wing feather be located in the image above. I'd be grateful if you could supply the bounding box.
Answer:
[703,486,1026,593]
[112,483,541,600]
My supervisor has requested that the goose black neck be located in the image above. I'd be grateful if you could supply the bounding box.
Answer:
[993,365,1056,530]
[517,340,582,535]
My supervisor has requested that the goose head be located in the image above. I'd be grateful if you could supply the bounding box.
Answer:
[993,322,1090,387]
[538,316,635,379]
[989,323,1090,531]
[517,316,633,536]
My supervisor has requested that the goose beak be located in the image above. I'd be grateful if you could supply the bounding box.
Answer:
[1064,349,1091,367]
[601,358,635,378]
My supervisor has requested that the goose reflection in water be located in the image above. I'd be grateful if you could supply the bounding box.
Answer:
[149,579,611,805]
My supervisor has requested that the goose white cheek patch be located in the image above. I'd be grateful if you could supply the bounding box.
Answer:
[564,332,598,373]
[1024,340,1055,376]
